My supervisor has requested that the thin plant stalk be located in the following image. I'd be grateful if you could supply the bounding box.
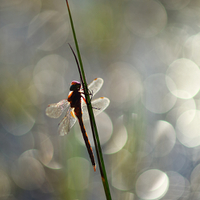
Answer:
[65,1,112,199]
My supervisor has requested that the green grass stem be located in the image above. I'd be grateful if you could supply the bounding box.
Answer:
[65,1,112,200]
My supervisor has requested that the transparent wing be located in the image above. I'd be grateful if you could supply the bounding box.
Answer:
[88,77,104,96]
[58,108,77,136]
[46,99,69,118]
[82,97,110,121]
[81,78,104,97]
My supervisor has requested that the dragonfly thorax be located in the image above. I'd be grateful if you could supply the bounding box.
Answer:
[68,89,82,109]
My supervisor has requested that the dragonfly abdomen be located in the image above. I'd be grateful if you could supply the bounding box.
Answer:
[76,113,96,172]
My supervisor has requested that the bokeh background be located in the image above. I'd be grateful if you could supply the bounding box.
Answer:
[1,0,200,199]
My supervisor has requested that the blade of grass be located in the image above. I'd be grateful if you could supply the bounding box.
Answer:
[65,1,112,200]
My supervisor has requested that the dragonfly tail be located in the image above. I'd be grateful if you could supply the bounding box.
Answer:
[77,116,96,171]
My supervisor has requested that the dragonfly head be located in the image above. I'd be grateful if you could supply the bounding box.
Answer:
[70,81,81,91]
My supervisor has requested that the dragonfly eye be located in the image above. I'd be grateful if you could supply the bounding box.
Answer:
[70,81,81,91]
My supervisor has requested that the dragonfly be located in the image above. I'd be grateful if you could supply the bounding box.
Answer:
[45,77,110,171]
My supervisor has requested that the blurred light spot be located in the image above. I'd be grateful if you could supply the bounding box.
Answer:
[12,155,45,190]
[121,192,135,200]
[166,58,200,99]
[35,132,54,166]
[104,116,128,154]
[160,0,190,10]
[163,171,187,200]
[184,33,200,66]
[1,97,35,136]
[152,120,176,157]
[88,180,108,199]
[45,160,62,170]
[18,66,35,90]
[136,169,169,199]
[20,148,62,169]
[67,157,90,190]
[0,170,11,199]
[155,26,189,65]
[33,54,68,95]
[27,84,46,106]
[170,152,187,172]
[38,0,67,13]
[34,70,64,95]
[28,10,69,51]
[17,132,35,152]
[190,163,200,192]
[143,74,177,113]
[0,24,31,64]
[137,140,153,158]
[180,178,190,199]
[111,149,132,190]
[176,110,200,148]
[107,62,143,105]
[18,66,47,105]
[166,98,196,125]
[125,0,167,38]
[76,112,113,146]
[0,0,42,27]
[191,147,200,164]
[78,4,114,46]
[20,149,39,159]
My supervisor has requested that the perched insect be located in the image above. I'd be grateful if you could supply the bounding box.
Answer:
[46,78,110,171]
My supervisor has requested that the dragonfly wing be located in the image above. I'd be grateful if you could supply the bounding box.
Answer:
[80,77,104,104]
[46,99,69,118]
[87,78,104,96]
[58,108,77,136]
[82,97,110,121]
